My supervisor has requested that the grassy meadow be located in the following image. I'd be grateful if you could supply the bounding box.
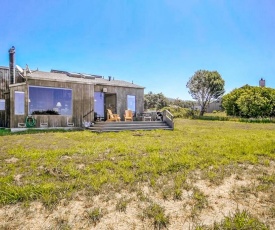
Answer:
[1,119,275,229]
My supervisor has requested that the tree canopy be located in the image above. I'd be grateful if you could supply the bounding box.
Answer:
[222,85,275,117]
[186,70,225,116]
[144,92,168,110]
[171,98,196,109]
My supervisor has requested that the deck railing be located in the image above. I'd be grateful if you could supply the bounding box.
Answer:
[162,110,174,129]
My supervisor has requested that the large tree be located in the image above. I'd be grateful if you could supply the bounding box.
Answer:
[186,70,225,116]
[222,85,275,117]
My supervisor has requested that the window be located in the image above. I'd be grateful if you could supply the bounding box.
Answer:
[127,95,136,114]
[15,91,25,115]
[94,92,104,118]
[29,86,72,115]
[0,99,5,110]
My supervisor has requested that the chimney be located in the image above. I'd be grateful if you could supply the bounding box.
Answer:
[259,78,265,87]
[108,76,111,81]
[9,46,16,84]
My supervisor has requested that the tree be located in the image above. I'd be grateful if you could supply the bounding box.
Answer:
[144,92,168,110]
[222,85,275,118]
[221,85,251,116]
[171,98,196,109]
[186,70,225,116]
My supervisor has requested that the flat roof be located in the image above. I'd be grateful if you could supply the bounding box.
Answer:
[27,70,144,88]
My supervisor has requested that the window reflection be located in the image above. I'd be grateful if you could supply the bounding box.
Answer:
[15,91,25,115]
[94,92,104,118]
[29,86,72,115]
[127,95,136,114]
[0,99,5,111]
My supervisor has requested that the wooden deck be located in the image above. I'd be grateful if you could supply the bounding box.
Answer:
[88,121,173,132]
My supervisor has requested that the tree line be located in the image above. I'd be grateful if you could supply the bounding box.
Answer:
[144,91,196,111]
[146,69,274,118]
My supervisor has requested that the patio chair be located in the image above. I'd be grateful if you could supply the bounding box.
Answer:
[142,112,152,121]
[107,109,121,122]
[124,110,133,121]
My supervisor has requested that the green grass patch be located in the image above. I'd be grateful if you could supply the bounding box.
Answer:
[143,203,170,229]
[239,117,275,123]
[211,210,269,230]
[0,128,76,136]
[193,115,230,121]
[1,119,275,206]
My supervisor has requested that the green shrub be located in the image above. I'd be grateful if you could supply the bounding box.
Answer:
[193,115,230,121]
[161,107,196,119]
[239,118,275,123]
[222,85,275,118]
[32,110,60,115]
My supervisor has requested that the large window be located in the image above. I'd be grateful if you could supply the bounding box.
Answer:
[29,86,72,115]
[127,95,136,114]
[0,99,5,111]
[15,91,25,115]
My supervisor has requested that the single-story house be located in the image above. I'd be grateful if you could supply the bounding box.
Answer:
[0,47,144,128]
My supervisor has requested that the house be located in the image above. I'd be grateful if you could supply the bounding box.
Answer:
[206,100,222,113]
[0,47,144,128]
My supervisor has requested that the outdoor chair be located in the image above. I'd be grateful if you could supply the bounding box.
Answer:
[107,109,121,122]
[124,109,133,121]
[142,112,152,121]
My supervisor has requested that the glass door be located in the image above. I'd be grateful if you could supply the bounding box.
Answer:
[94,92,105,121]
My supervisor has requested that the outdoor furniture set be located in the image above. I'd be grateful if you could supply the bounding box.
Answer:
[106,109,162,122]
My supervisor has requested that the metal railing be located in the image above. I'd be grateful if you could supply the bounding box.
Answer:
[162,110,174,129]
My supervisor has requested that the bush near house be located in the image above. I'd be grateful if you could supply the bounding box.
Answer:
[222,85,275,118]
[31,110,59,115]
[144,92,168,110]
[160,106,194,119]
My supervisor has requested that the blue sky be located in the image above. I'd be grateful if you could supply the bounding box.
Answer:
[1,0,274,100]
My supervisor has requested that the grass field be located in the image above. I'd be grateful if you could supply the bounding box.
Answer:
[1,119,274,229]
